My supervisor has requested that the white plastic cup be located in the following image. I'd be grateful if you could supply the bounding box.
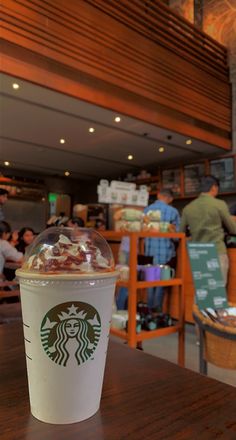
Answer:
[16,270,117,424]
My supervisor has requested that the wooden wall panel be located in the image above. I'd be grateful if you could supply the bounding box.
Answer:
[1,0,232,149]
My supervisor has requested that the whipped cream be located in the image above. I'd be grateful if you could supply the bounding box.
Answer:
[27,234,111,273]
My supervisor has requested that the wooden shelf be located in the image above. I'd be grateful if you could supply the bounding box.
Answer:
[116,278,182,288]
[133,176,160,184]
[116,280,130,287]
[101,230,186,366]
[137,278,182,288]
[110,328,128,340]
[136,325,181,341]
[110,324,181,341]
[125,154,236,201]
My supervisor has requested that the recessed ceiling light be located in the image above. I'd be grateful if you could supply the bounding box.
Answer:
[60,138,65,144]
[127,154,133,160]
[159,147,165,153]
[12,83,19,90]
[64,171,70,176]
[89,127,95,133]
[114,116,121,123]
[186,139,192,145]
[4,161,10,166]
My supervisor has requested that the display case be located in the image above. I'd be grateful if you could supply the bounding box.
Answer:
[125,154,236,200]
[210,157,236,193]
[184,162,206,195]
[162,168,181,196]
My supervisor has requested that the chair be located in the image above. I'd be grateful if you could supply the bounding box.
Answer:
[193,304,236,374]
[0,279,22,324]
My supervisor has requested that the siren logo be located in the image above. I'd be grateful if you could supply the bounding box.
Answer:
[40,302,101,367]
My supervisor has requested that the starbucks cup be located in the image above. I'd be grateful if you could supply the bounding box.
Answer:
[16,227,118,425]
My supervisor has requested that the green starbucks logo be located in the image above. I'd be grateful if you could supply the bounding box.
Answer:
[40,302,101,367]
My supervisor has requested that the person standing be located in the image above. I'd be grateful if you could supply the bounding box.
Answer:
[144,188,180,310]
[180,175,236,285]
[0,189,9,221]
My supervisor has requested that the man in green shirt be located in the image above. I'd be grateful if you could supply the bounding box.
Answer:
[180,175,236,285]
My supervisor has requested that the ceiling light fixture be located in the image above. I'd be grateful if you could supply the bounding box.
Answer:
[114,116,121,123]
[12,83,20,90]
[159,147,165,153]
[127,154,133,160]
[89,127,95,133]
[186,139,192,145]
[64,171,70,176]
[4,161,10,166]
[60,138,66,144]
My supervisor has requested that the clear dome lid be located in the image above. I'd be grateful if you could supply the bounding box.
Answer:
[21,227,115,274]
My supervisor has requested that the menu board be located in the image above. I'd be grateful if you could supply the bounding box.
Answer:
[210,157,235,192]
[187,243,228,310]
[184,163,205,195]
[162,169,181,196]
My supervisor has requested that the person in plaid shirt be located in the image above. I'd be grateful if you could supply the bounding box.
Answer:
[144,189,180,310]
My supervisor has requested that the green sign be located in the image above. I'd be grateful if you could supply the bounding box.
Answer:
[48,193,58,202]
[187,243,228,310]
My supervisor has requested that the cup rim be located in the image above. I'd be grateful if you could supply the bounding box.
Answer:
[16,269,119,281]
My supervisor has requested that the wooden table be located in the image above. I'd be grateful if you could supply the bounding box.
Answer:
[1,324,236,440]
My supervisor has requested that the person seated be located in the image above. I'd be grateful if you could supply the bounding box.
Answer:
[46,213,69,228]
[55,212,69,226]
[16,227,35,254]
[0,221,23,277]
[8,230,19,247]
[67,217,85,228]
[94,218,106,231]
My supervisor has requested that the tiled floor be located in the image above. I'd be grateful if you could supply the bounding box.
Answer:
[112,323,236,387]
[141,324,236,387]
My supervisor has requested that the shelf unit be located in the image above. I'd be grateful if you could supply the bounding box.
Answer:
[101,230,186,367]
[126,154,236,200]
[0,177,46,201]
[134,174,161,197]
